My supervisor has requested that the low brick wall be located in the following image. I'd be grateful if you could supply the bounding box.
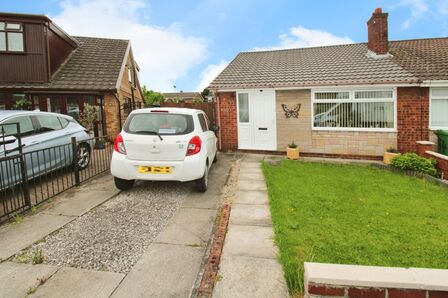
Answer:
[305,262,448,298]
[416,141,448,179]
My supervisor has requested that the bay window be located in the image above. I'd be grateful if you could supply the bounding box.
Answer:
[312,89,395,131]
[430,88,448,129]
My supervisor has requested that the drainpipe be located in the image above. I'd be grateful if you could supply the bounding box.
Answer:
[113,92,122,132]
[216,92,222,151]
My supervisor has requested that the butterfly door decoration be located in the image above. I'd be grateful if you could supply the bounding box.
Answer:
[281,103,301,118]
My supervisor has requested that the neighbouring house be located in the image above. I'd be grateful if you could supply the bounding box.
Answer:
[209,8,448,159]
[0,12,144,137]
[163,92,204,103]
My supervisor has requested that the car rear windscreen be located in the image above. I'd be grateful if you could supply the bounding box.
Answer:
[125,113,194,135]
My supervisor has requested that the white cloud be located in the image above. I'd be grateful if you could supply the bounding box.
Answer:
[52,0,207,91]
[196,60,228,91]
[254,26,353,51]
[397,0,429,28]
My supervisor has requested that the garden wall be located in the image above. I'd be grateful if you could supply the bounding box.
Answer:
[305,262,448,298]
[416,141,448,179]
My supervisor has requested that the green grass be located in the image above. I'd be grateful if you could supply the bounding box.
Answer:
[262,160,448,295]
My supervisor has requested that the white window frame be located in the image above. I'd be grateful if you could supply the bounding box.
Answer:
[311,88,397,132]
[429,87,448,130]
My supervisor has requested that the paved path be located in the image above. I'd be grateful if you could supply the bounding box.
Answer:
[213,154,289,298]
[111,155,232,297]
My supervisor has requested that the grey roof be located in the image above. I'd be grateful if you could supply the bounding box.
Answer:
[209,38,448,90]
[0,36,129,91]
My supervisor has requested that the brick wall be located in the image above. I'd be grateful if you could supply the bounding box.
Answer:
[416,141,448,180]
[276,90,397,157]
[103,93,120,137]
[305,263,448,298]
[367,8,389,55]
[308,283,446,298]
[397,87,429,153]
[216,92,237,151]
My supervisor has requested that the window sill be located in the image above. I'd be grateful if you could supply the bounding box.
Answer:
[430,127,448,131]
[0,51,26,55]
[312,127,397,133]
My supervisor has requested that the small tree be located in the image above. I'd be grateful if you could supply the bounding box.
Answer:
[142,85,164,107]
[14,97,32,110]
[78,103,97,130]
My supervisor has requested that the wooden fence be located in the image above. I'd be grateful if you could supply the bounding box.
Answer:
[161,102,216,124]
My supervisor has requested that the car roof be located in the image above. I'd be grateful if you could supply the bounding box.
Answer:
[0,110,73,122]
[131,107,204,115]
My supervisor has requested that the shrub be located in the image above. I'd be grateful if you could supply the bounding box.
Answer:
[288,141,297,149]
[390,153,438,177]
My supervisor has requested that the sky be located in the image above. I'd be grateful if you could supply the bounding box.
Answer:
[1,0,448,92]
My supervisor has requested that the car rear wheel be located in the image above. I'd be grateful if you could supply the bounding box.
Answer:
[196,163,209,192]
[114,177,135,191]
[77,143,91,170]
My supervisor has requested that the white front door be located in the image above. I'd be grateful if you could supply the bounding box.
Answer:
[237,90,277,150]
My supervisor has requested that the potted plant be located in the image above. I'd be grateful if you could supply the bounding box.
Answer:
[79,103,97,133]
[96,138,106,150]
[286,141,300,160]
[383,147,400,165]
[14,98,31,110]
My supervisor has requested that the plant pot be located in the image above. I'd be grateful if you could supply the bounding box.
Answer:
[286,147,300,160]
[383,152,400,165]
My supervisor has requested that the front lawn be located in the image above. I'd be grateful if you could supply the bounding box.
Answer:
[262,160,448,295]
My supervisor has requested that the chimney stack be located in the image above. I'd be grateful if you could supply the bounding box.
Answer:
[367,8,389,55]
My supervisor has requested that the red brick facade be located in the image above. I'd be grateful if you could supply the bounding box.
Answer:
[308,283,448,298]
[216,92,237,151]
[397,87,429,153]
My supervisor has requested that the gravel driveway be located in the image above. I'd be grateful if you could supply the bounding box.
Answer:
[17,180,192,273]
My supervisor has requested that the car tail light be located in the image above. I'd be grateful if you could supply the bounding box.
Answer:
[150,110,169,113]
[186,136,201,156]
[113,134,127,155]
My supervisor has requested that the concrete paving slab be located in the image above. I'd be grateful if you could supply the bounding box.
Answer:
[230,204,272,226]
[0,213,74,261]
[182,192,220,210]
[238,167,263,175]
[237,180,267,191]
[239,162,261,168]
[112,243,204,298]
[213,254,289,298]
[155,208,216,246]
[238,172,265,181]
[43,174,119,217]
[0,262,59,298]
[224,225,277,259]
[43,188,119,217]
[234,190,269,205]
[31,266,124,298]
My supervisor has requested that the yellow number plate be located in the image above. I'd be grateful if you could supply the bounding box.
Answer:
[138,166,172,174]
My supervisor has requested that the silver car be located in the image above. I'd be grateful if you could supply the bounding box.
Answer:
[0,111,91,189]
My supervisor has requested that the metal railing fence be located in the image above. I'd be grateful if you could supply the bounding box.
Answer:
[0,125,113,223]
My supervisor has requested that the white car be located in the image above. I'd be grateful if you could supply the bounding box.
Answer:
[110,108,218,192]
